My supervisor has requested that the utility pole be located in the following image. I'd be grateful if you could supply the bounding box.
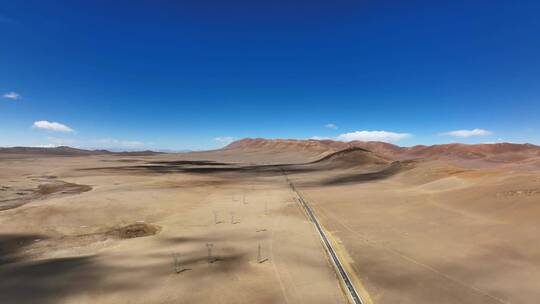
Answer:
[257,243,268,263]
[172,253,188,273]
[206,243,215,263]
[213,211,221,224]
[230,211,238,224]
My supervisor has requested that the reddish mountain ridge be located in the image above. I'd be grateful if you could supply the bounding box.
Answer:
[225,138,540,163]
[225,138,403,157]
[308,147,391,168]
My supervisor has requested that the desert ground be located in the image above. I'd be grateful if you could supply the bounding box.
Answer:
[293,161,540,304]
[0,153,346,304]
[1,141,540,304]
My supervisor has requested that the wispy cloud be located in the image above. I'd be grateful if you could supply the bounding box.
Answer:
[31,137,76,148]
[31,137,145,150]
[96,138,145,148]
[31,144,57,148]
[3,92,21,100]
[325,123,338,130]
[440,128,492,138]
[310,136,331,140]
[214,136,234,144]
[33,120,74,132]
[336,130,412,142]
[47,137,75,146]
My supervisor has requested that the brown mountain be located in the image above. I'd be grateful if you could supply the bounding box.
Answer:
[401,143,540,162]
[307,147,391,169]
[225,138,540,164]
[225,138,402,158]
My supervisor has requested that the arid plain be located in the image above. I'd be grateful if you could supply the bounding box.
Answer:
[1,139,540,304]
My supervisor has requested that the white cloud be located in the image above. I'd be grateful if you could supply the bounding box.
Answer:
[337,130,412,142]
[3,92,21,100]
[325,123,338,130]
[33,120,74,132]
[29,137,76,149]
[440,128,492,138]
[30,138,144,150]
[214,136,234,144]
[310,136,331,140]
[47,137,75,146]
[121,141,144,147]
[31,144,56,148]
[96,138,145,148]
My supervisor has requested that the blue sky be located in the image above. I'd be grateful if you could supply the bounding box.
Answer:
[1,1,539,150]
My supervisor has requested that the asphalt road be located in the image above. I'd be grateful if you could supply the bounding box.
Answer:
[284,172,365,304]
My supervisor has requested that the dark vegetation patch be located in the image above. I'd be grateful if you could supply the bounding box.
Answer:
[161,179,230,188]
[36,182,92,196]
[101,159,144,163]
[497,188,540,197]
[34,175,58,180]
[0,181,92,211]
[151,160,231,166]
[106,223,161,239]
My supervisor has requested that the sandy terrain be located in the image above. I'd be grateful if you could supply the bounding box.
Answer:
[0,154,345,304]
[2,144,540,304]
[292,160,540,304]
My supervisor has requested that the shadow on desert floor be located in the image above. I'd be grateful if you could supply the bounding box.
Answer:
[80,158,412,187]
